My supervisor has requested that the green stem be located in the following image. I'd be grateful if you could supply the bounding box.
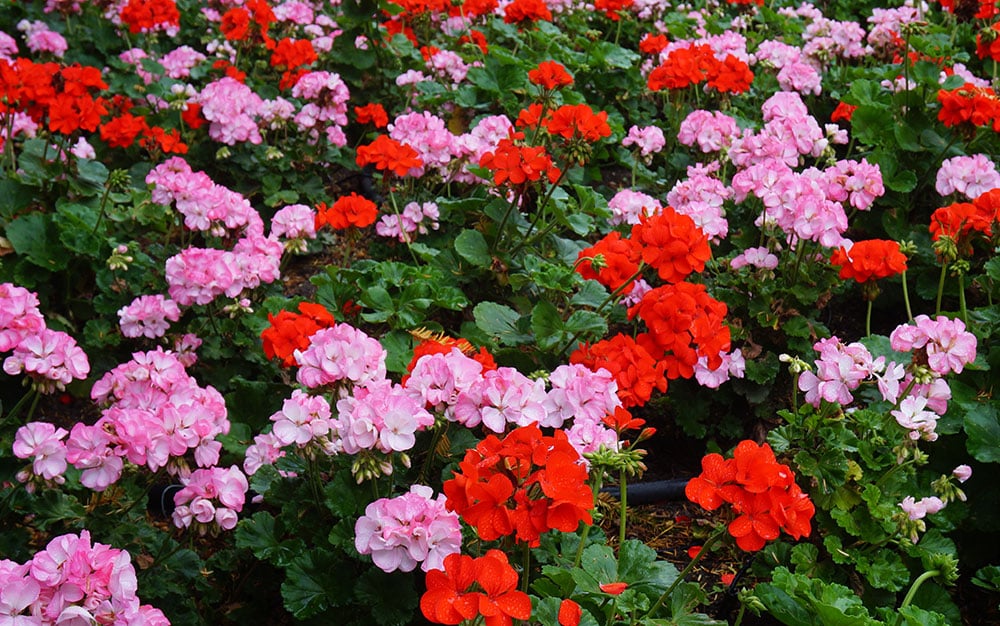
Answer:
[901,270,914,322]
[555,263,647,357]
[521,542,531,594]
[865,299,873,337]
[3,387,36,422]
[935,263,947,315]
[490,187,524,253]
[893,569,940,626]
[644,527,727,619]
[958,273,968,325]
[25,389,41,423]
[618,468,628,549]
[574,472,604,568]
[733,603,747,626]
[419,423,446,485]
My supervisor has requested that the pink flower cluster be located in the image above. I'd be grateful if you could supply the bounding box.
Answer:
[334,379,435,454]
[731,246,779,270]
[295,324,388,389]
[56,348,232,489]
[404,351,624,457]
[354,485,462,573]
[146,157,264,236]
[677,110,740,153]
[13,422,68,490]
[291,70,350,147]
[172,466,249,533]
[622,124,666,159]
[935,154,1000,199]
[389,111,458,177]
[117,294,181,339]
[668,163,731,241]
[1,284,90,394]
[607,189,661,226]
[375,201,440,242]
[269,389,335,450]
[196,77,265,145]
[753,40,822,96]
[798,337,883,406]
[270,203,318,252]
[0,530,169,625]
[164,235,283,307]
[899,495,945,521]
[890,315,977,376]
[17,19,68,57]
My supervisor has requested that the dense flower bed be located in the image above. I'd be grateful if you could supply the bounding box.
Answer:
[2,0,1000,623]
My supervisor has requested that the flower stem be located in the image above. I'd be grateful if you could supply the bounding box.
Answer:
[865,299,873,337]
[618,468,628,549]
[521,542,531,594]
[901,270,914,322]
[574,472,604,568]
[958,273,968,325]
[935,263,947,315]
[893,569,940,626]
[644,526,727,619]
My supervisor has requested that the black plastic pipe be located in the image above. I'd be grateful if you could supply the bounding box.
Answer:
[601,479,690,505]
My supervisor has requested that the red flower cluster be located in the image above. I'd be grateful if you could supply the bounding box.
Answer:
[270,38,317,89]
[100,111,187,154]
[639,33,669,55]
[315,193,378,230]
[443,423,594,547]
[0,59,107,136]
[503,0,553,24]
[479,136,561,186]
[830,239,908,283]
[593,0,634,20]
[119,0,180,34]
[420,550,531,626]
[977,22,1000,61]
[630,208,712,283]
[647,44,753,94]
[354,103,389,128]
[543,104,612,143]
[937,83,1000,131]
[686,441,815,552]
[830,101,858,122]
[575,231,641,293]
[261,302,336,367]
[220,0,276,44]
[929,199,998,258]
[570,333,667,408]
[940,0,998,19]
[629,282,730,381]
[356,135,424,176]
[528,61,574,90]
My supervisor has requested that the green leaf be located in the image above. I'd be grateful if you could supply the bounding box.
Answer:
[531,300,564,351]
[474,301,532,345]
[235,511,306,568]
[964,403,1000,463]
[353,568,420,626]
[281,551,352,618]
[6,213,68,270]
[533,597,600,626]
[564,311,607,343]
[454,229,491,267]
[571,280,610,308]
[381,329,413,374]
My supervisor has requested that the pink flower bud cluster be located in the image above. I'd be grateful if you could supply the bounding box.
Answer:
[1,283,90,394]
[899,495,945,521]
[291,70,350,147]
[354,485,462,573]
[172,466,249,533]
[0,530,169,625]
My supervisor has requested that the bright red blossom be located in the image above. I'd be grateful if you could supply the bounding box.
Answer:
[479,137,561,186]
[575,231,642,293]
[685,441,814,552]
[639,33,669,55]
[356,135,424,176]
[315,193,379,230]
[830,240,908,283]
[503,0,553,23]
[261,302,336,367]
[543,104,612,142]
[528,61,574,90]
[119,0,180,34]
[570,334,667,408]
[421,550,531,626]
[630,208,711,283]
[354,103,389,128]
[443,424,593,547]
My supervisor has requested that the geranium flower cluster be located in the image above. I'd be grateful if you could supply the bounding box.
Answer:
[290,70,350,146]
[929,190,1000,259]
[647,43,754,94]
[829,239,908,284]
[354,484,462,573]
[443,423,593,547]
[0,530,169,625]
[685,441,815,551]
[261,302,336,368]
[375,200,440,242]
[0,283,90,394]
[420,549,530,626]
[38,348,231,490]
[935,154,1000,199]
[171,465,249,533]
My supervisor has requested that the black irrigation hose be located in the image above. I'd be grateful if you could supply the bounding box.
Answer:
[600,479,690,505]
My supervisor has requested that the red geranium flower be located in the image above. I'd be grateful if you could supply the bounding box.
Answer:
[543,104,612,142]
[261,302,336,367]
[421,550,531,626]
[630,208,711,283]
[570,333,667,407]
[503,0,552,23]
[575,231,642,293]
[479,137,561,186]
[315,193,379,230]
[829,239,908,283]
[356,135,424,176]
[354,103,389,128]
[528,60,574,90]
[119,0,180,34]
